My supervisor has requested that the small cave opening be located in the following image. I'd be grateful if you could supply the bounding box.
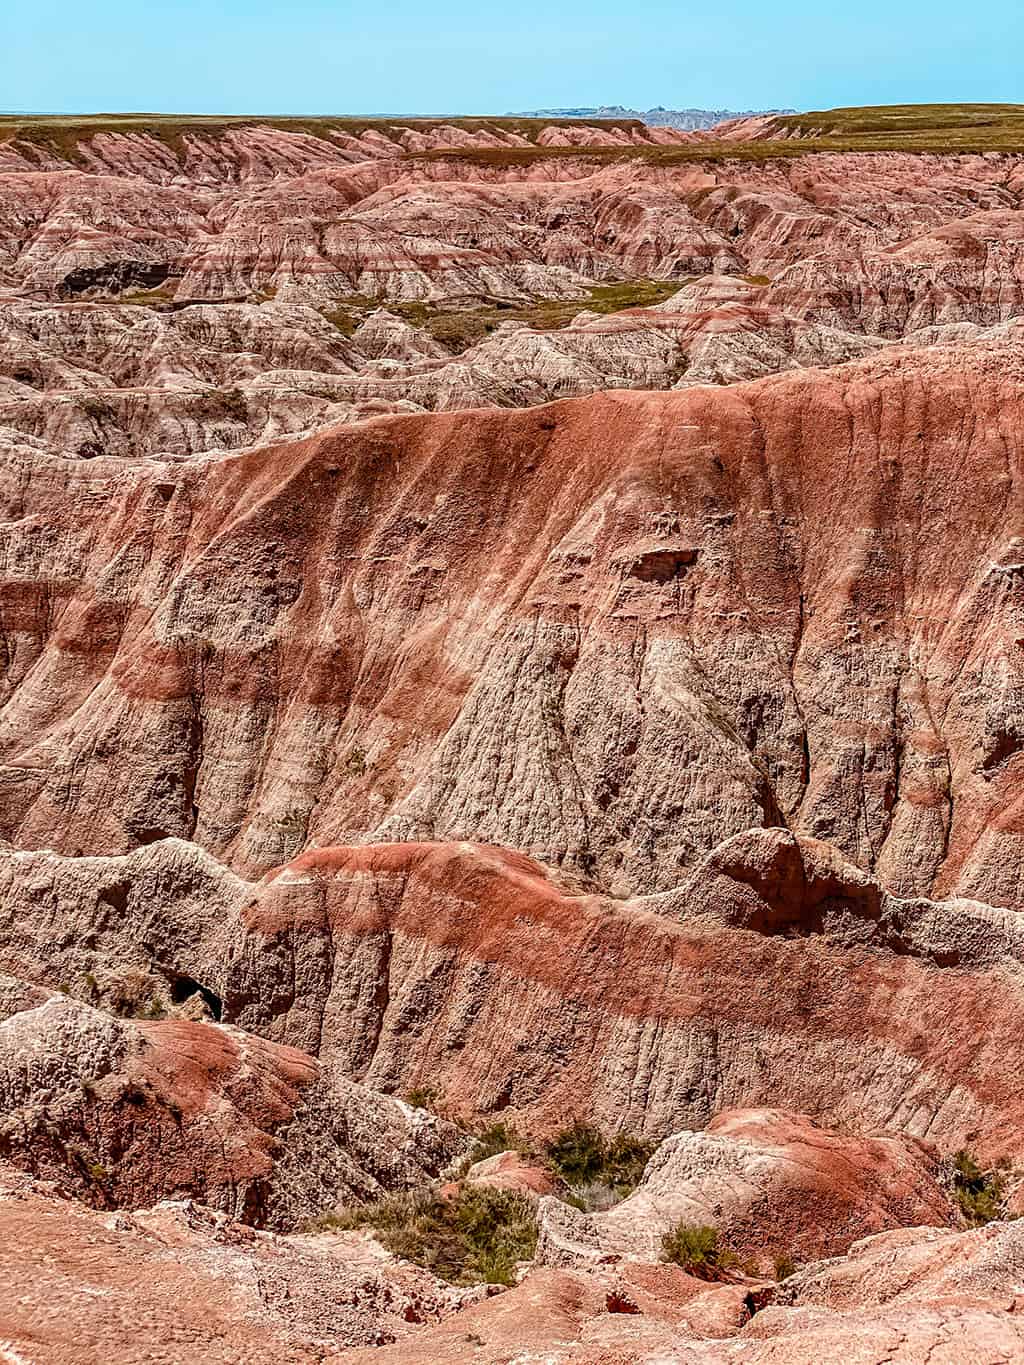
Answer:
[97,881,130,916]
[170,975,223,1021]
[605,1290,641,1315]
[132,827,175,847]
[628,548,699,584]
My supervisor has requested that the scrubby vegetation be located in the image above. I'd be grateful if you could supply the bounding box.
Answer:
[773,1252,798,1280]
[546,1121,655,1189]
[121,284,180,308]
[345,746,368,776]
[402,278,683,346]
[660,1221,737,1279]
[951,1149,1011,1225]
[469,1121,533,1165]
[79,395,116,423]
[201,387,248,423]
[448,1115,655,1209]
[542,1121,656,1211]
[321,279,682,355]
[404,1085,438,1110]
[313,1184,537,1285]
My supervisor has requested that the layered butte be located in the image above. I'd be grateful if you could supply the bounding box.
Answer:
[1,341,1023,908]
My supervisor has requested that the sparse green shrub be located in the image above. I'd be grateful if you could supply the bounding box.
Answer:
[546,1121,605,1184]
[468,1121,532,1166]
[79,395,115,422]
[405,1085,438,1110]
[952,1150,1008,1225]
[313,1184,537,1286]
[275,808,307,832]
[773,1252,798,1280]
[661,1222,736,1279]
[104,969,168,1021]
[202,387,248,423]
[563,1180,623,1213]
[88,1162,108,1182]
[545,1122,655,1203]
[602,1131,658,1189]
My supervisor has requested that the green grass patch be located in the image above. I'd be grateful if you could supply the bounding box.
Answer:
[661,1222,738,1280]
[776,102,1024,141]
[120,283,180,308]
[952,1149,1011,1225]
[321,279,682,354]
[313,1184,537,1285]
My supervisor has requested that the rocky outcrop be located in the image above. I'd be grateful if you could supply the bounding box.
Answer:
[222,836,1024,1153]
[4,830,1024,1160]
[0,1162,487,1361]
[4,1149,1024,1362]
[0,285,894,460]
[0,971,466,1228]
[743,1220,1024,1363]
[335,1219,1024,1363]
[536,1108,954,1271]
[7,112,1024,1362]
[462,1150,558,1197]
[3,138,1024,462]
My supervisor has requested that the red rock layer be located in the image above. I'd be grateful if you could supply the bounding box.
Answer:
[537,1108,954,1269]
[0,971,464,1227]
[223,834,1024,1157]
[0,342,1023,910]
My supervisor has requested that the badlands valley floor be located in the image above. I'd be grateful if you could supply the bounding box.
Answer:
[4,105,1024,1362]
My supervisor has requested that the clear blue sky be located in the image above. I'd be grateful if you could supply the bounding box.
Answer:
[4,0,1023,116]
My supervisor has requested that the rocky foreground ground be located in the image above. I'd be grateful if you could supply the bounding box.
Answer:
[3,108,1024,1361]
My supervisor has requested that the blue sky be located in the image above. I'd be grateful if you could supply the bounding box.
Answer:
[4,0,1023,116]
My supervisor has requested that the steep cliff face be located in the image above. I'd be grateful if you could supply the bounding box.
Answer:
[1,342,1023,910]
[228,835,1024,1152]
[3,829,1024,1160]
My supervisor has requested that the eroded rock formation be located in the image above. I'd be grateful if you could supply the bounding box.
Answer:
[4,110,1024,1361]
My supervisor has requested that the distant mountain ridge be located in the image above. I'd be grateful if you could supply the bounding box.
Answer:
[512,105,795,129]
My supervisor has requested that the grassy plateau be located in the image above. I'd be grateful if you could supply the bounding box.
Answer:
[4,105,1024,169]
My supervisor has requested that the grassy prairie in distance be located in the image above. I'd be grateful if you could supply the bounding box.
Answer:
[0,112,643,163]
[414,103,1024,165]
[5,104,1024,169]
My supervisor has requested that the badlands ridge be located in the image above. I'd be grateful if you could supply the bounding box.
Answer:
[4,106,1024,1361]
